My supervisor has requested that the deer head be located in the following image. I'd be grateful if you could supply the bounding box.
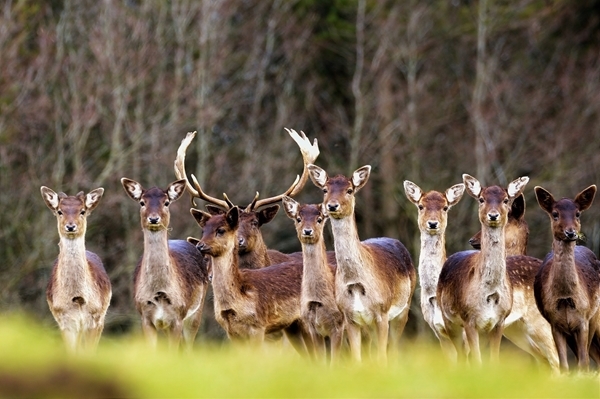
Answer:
[282,196,328,245]
[189,206,240,258]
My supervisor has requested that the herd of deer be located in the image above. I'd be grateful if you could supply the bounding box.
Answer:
[40,130,600,374]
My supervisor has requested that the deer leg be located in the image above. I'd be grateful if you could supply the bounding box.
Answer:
[551,328,569,372]
[141,317,158,348]
[182,311,203,352]
[167,321,183,350]
[388,310,409,357]
[329,328,344,365]
[283,322,310,357]
[375,314,390,365]
[346,322,362,362]
[463,323,481,365]
[575,324,590,371]
[488,322,504,364]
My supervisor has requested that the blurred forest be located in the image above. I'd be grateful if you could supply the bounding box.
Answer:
[1,0,600,342]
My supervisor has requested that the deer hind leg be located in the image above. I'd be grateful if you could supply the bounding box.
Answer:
[463,323,482,365]
[182,309,204,351]
[283,321,311,357]
[141,317,158,348]
[329,328,345,365]
[375,314,390,365]
[488,322,504,364]
[346,321,362,362]
[502,317,559,372]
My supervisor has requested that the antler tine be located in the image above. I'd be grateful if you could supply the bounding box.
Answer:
[253,175,300,210]
[284,128,320,197]
[222,193,236,209]
[190,174,231,210]
[174,131,201,202]
[245,191,261,212]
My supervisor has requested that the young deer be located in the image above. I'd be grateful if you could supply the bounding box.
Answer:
[121,178,210,349]
[41,186,112,352]
[436,174,529,365]
[403,180,465,359]
[188,207,311,354]
[308,164,416,363]
[534,184,600,372]
[174,129,319,269]
[282,196,345,363]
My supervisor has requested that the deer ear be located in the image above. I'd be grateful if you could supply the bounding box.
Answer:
[446,183,466,207]
[282,196,299,219]
[308,164,328,188]
[507,176,529,199]
[510,194,526,220]
[85,188,104,212]
[403,180,423,205]
[257,205,279,225]
[205,205,226,215]
[534,186,555,215]
[187,237,200,247]
[463,174,482,199]
[352,165,371,192]
[41,186,60,211]
[121,178,144,201]
[469,230,482,250]
[226,206,240,229]
[190,208,212,228]
[574,185,597,212]
[167,180,186,202]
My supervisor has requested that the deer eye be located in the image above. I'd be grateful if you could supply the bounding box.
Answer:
[443,206,449,212]
[418,205,424,211]
[216,228,226,236]
[57,210,63,216]
[322,188,328,194]
[552,211,559,220]
[479,198,484,204]
[164,201,170,207]
[317,217,323,223]
[296,217,301,223]
[139,201,145,207]
[80,210,86,215]
[575,211,581,218]
[503,198,509,204]
[347,189,353,194]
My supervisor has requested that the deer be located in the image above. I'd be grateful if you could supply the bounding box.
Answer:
[307,164,416,363]
[436,174,529,365]
[187,206,312,354]
[121,178,210,350]
[40,186,112,352]
[174,129,319,270]
[281,196,345,363]
[533,184,600,372]
[403,180,465,360]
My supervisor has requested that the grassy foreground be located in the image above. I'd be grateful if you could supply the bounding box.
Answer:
[0,315,598,398]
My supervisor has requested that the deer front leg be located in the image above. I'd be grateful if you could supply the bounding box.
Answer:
[575,323,591,371]
[551,327,569,372]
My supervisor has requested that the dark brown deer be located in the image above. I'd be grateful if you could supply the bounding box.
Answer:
[282,196,345,363]
[308,164,416,363]
[174,129,319,269]
[188,207,311,354]
[436,174,529,365]
[121,178,209,350]
[41,186,111,352]
[534,184,600,372]
[403,180,465,360]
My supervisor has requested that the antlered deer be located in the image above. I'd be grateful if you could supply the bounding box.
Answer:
[404,180,465,360]
[308,164,416,363]
[188,207,311,354]
[41,186,111,352]
[436,174,529,365]
[282,196,345,363]
[121,178,209,350]
[534,184,600,372]
[174,129,319,269]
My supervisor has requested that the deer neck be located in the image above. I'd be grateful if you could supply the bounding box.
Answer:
[549,239,578,296]
[140,230,174,289]
[56,236,92,289]
[330,215,368,282]
[479,225,507,287]
[418,231,446,298]
[239,241,270,269]
[301,239,336,301]
[211,243,245,307]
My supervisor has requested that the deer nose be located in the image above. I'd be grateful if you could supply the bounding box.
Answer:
[488,212,499,222]
[427,221,439,229]
[238,237,247,249]
[65,224,77,232]
[565,229,577,241]
[148,217,160,224]
[197,242,210,254]
[303,228,313,236]
[327,203,339,212]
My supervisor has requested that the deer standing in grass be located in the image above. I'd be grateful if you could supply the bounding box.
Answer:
[436,174,529,364]
[188,206,311,354]
[404,181,465,360]
[282,196,345,363]
[174,129,319,269]
[41,186,112,352]
[308,164,416,363]
[468,192,560,371]
[534,184,600,372]
[121,178,209,350]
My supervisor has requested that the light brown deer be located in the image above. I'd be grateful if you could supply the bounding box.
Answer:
[308,164,416,363]
[188,206,311,354]
[121,178,210,350]
[468,192,560,371]
[534,184,600,372]
[41,186,112,352]
[282,196,345,363]
[436,174,529,365]
[403,180,465,360]
[174,129,319,269]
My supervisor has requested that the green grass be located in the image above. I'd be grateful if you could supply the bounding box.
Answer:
[0,315,598,398]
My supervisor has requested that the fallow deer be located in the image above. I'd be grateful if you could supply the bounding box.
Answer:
[436,174,529,365]
[403,180,465,360]
[41,186,112,352]
[282,196,345,363]
[534,184,600,372]
[174,129,319,269]
[121,178,209,349]
[308,164,416,363]
[188,207,311,354]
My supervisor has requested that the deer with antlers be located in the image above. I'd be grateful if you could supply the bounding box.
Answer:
[41,186,112,352]
[121,178,210,350]
[174,129,319,270]
[404,180,465,360]
[534,184,600,372]
[282,196,345,363]
[308,164,416,363]
[436,174,529,365]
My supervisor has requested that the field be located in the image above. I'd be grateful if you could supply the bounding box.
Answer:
[0,314,598,398]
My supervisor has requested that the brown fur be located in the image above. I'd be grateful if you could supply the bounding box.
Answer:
[41,186,112,352]
[308,164,416,363]
[189,207,311,354]
[534,185,600,372]
[122,178,209,350]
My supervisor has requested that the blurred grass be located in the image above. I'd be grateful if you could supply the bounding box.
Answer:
[0,314,598,398]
